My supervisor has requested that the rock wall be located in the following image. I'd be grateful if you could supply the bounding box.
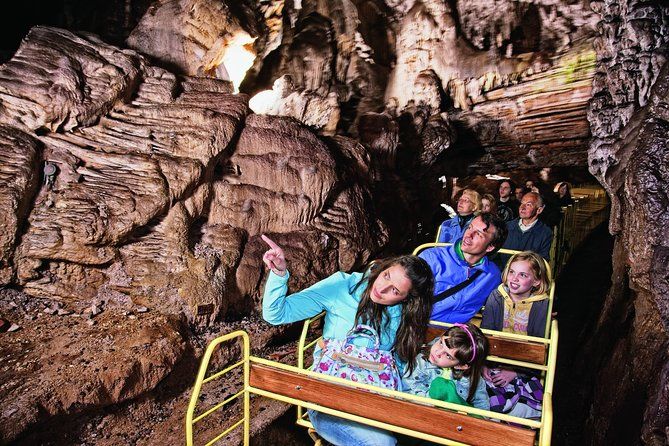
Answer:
[0,27,389,327]
[586,1,669,443]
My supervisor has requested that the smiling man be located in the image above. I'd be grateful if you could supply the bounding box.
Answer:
[420,213,508,323]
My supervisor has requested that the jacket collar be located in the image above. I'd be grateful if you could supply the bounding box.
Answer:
[497,283,548,304]
[454,240,485,267]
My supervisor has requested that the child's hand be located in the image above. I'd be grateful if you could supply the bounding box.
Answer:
[482,365,494,382]
[491,369,517,387]
[261,235,287,276]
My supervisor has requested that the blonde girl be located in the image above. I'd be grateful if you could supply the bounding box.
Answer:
[480,251,550,418]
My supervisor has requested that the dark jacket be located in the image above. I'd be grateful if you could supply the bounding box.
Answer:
[480,285,550,338]
[502,218,552,259]
[497,198,519,222]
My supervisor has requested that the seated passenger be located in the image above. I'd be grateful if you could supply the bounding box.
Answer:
[481,251,550,419]
[261,235,434,446]
[436,189,481,243]
[402,323,489,410]
[498,192,552,268]
[556,181,574,207]
[497,180,519,222]
[515,185,528,202]
[420,213,508,323]
[481,193,498,215]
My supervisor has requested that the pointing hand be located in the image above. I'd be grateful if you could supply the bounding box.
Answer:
[261,235,287,276]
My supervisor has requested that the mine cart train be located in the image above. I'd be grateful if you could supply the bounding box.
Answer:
[185,188,609,446]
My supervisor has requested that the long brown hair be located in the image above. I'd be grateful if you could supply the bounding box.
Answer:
[445,324,488,403]
[353,256,434,375]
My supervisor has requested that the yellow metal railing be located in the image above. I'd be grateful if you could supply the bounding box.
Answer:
[186,328,554,446]
[185,317,557,446]
[186,331,250,446]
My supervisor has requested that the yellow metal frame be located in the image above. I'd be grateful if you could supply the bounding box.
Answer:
[186,330,251,446]
[186,320,558,446]
[294,318,559,446]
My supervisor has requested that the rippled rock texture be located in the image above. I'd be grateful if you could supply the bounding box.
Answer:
[0,26,391,330]
[585,0,669,444]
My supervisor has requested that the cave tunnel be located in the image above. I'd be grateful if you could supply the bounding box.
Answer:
[0,1,668,445]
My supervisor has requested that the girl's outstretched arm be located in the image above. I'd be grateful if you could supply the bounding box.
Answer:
[261,234,353,326]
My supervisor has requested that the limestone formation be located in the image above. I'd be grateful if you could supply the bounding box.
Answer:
[0,26,393,331]
[1,0,667,444]
[583,0,669,443]
[0,126,40,285]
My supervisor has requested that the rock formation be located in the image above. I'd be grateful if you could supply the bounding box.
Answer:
[584,0,669,443]
[0,26,395,333]
[0,0,667,444]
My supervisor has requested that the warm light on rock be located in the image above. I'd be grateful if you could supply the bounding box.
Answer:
[249,89,280,114]
[221,32,256,93]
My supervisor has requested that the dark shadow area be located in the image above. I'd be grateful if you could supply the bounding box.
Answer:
[552,221,614,445]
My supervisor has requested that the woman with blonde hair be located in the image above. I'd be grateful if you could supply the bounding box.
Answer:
[436,189,481,243]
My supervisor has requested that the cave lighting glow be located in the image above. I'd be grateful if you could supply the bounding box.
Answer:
[249,89,279,114]
[222,32,256,93]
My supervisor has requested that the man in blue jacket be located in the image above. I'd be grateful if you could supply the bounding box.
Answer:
[419,213,507,323]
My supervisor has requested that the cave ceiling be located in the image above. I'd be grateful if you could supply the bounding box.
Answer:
[3,0,602,176]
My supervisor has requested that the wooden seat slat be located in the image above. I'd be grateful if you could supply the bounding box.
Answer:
[250,363,536,446]
[425,327,548,365]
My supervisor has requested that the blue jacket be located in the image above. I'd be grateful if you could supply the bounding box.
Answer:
[501,218,552,262]
[419,242,502,323]
[436,214,474,243]
[263,270,405,368]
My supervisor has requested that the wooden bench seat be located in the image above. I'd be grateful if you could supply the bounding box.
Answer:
[250,362,536,446]
[425,326,548,365]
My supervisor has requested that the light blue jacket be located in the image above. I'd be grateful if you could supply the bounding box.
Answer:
[263,270,404,368]
[436,215,473,243]
[402,338,490,410]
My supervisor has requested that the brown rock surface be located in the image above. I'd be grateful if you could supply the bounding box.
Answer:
[582,1,669,444]
[0,25,393,328]
[2,0,667,443]
[0,126,41,285]
[0,289,188,444]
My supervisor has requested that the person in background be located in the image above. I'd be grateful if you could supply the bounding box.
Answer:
[481,193,498,215]
[533,181,563,228]
[556,181,574,206]
[514,185,528,202]
[497,180,519,222]
[498,192,552,266]
[436,189,481,243]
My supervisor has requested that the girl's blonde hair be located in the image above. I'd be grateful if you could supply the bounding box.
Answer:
[502,251,551,295]
[459,189,482,213]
